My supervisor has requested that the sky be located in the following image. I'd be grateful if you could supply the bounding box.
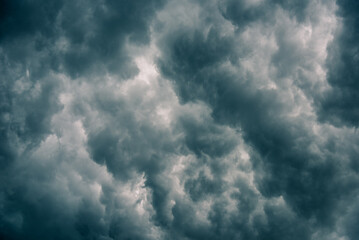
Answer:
[0,0,359,239]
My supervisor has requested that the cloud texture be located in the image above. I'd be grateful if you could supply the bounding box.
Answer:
[1,0,359,239]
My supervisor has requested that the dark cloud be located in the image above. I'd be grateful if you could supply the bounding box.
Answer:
[1,0,359,239]
[317,0,359,127]
[59,0,165,78]
[219,0,310,30]
[0,0,164,78]
[0,0,166,239]
[156,0,359,239]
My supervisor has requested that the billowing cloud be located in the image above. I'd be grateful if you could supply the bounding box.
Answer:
[316,0,359,127]
[1,0,359,239]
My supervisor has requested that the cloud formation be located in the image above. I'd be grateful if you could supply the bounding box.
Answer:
[1,0,359,239]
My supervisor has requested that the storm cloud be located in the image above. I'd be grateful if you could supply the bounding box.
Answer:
[1,0,359,239]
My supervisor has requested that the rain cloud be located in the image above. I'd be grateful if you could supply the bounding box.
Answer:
[1,0,359,239]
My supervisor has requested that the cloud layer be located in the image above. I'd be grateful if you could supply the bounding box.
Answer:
[1,0,359,239]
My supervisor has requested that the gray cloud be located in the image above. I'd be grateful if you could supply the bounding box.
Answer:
[316,0,359,127]
[1,0,359,239]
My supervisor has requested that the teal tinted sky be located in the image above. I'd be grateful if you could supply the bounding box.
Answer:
[1,0,359,239]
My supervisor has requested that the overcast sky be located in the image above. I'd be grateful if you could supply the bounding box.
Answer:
[1,0,359,239]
